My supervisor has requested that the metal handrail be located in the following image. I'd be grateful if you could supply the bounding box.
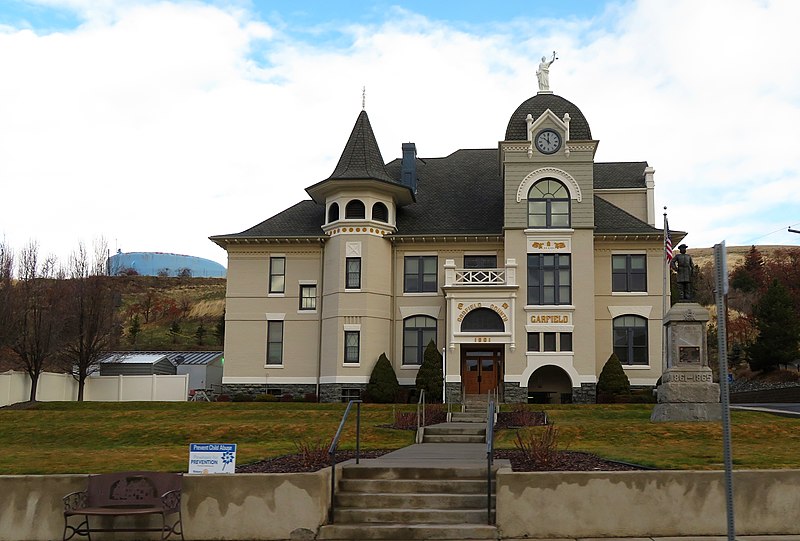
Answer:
[416,389,426,441]
[486,398,496,525]
[328,400,362,523]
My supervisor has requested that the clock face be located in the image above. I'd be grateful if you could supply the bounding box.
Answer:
[535,129,562,154]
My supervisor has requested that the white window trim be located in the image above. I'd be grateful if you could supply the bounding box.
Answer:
[611,291,649,297]
[298,282,318,313]
[343,327,361,367]
[607,306,653,319]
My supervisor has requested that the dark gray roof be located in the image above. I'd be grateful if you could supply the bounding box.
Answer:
[213,201,325,238]
[505,94,592,141]
[386,149,504,235]
[594,162,648,189]
[594,196,662,235]
[325,110,394,183]
[213,150,672,239]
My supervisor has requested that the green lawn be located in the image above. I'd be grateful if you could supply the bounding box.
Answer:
[2,402,799,474]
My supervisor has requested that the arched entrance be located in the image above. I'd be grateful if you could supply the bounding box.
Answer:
[460,308,505,396]
[527,365,572,404]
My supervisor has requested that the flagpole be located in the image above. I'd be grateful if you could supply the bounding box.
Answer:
[662,207,671,376]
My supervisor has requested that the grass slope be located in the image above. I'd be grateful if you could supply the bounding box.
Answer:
[2,403,800,474]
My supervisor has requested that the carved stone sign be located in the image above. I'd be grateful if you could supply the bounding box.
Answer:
[678,346,701,365]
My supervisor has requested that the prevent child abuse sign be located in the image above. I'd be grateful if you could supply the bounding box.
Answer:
[188,443,237,474]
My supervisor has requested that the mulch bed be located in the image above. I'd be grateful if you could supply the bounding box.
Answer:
[237,449,646,473]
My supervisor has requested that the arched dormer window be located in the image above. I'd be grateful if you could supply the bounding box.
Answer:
[461,308,505,332]
[328,202,340,223]
[528,179,570,228]
[345,200,366,219]
[372,202,389,223]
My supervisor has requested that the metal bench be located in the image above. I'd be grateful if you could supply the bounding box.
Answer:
[63,471,184,541]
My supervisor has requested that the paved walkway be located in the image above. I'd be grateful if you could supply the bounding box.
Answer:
[511,537,800,540]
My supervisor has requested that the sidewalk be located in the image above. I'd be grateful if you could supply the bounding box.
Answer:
[509,537,800,541]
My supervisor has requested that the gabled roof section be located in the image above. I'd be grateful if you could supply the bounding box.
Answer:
[594,196,664,235]
[327,110,395,183]
[594,162,648,189]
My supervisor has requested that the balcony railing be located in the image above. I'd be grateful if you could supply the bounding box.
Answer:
[444,259,517,287]
[454,268,506,285]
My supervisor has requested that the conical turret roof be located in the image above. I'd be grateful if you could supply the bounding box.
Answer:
[326,110,394,183]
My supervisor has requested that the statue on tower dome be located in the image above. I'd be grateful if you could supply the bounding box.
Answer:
[536,51,558,92]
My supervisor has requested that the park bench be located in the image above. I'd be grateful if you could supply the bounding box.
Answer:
[63,471,184,541]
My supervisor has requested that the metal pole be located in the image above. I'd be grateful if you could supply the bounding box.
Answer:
[713,241,735,541]
[329,452,336,523]
[442,347,446,404]
[356,402,361,464]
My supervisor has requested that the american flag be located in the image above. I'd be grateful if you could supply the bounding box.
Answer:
[664,215,673,264]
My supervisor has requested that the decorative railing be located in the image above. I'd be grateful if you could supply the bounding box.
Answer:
[454,268,506,285]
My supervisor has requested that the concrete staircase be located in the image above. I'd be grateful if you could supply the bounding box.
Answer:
[450,394,491,423]
[317,461,497,540]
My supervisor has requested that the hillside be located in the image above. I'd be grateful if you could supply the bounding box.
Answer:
[687,245,792,269]
[115,276,227,351]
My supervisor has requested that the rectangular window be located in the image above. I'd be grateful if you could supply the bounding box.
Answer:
[543,332,557,352]
[299,284,317,310]
[560,332,573,352]
[404,256,438,292]
[341,388,361,403]
[612,254,647,292]
[346,258,361,289]
[527,253,571,305]
[344,331,360,363]
[269,257,285,293]
[266,321,283,365]
[527,333,540,352]
[463,255,497,269]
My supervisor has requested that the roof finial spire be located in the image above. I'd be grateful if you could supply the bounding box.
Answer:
[361,86,366,110]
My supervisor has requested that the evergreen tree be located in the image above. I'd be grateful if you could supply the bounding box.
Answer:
[749,280,800,372]
[195,323,206,346]
[365,353,400,403]
[596,353,630,397]
[168,321,181,344]
[415,340,443,402]
[214,312,225,345]
[127,315,141,346]
[731,245,765,293]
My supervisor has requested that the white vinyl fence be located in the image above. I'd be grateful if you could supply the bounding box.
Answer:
[0,371,189,406]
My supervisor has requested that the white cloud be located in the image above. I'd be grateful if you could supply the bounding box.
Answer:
[0,0,798,268]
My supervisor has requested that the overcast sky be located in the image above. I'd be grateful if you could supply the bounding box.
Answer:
[1,0,798,268]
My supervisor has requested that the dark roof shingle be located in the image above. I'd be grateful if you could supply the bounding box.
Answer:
[593,195,661,235]
[326,110,395,183]
[594,162,648,189]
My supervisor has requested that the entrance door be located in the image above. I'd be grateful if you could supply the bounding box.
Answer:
[461,347,502,395]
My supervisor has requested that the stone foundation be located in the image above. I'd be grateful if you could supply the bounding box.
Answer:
[503,383,528,403]
[319,383,367,403]
[445,383,462,404]
[572,383,596,404]
[221,383,317,400]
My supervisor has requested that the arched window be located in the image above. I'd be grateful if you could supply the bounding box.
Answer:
[345,200,366,219]
[461,308,505,332]
[613,315,648,365]
[403,316,437,365]
[328,202,339,223]
[372,202,389,222]
[528,179,570,228]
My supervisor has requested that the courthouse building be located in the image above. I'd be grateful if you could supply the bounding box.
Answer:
[211,86,679,403]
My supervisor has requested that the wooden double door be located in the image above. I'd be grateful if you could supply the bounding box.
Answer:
[461,346,503,395]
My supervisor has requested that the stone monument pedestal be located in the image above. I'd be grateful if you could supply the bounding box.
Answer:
[651,303,721,422]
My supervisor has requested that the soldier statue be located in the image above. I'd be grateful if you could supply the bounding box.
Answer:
[671,244,694,301]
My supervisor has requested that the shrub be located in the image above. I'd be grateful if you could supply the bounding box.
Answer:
[596,353,630,399]
[231,393,252,402]
[513,424,560,466]
[280,393,294,402]
[254,394,278,402]
[366,353,400,403]
[304,393,319,402]
[293,438,330,469]
[415,340,443,402]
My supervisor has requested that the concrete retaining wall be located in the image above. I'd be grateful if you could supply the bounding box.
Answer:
[496,469,800,538]
[0,470,332,541]
[3,469,800,540]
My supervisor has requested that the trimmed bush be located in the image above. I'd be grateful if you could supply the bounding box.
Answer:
[415,340,443,402]
[366,353,400,403]
[596,353,630,399]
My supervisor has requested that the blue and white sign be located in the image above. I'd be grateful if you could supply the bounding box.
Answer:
[188,443,237,474]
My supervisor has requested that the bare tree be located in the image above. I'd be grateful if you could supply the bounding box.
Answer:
[60,240,118,401]
[8,242,64,401]
[0,240,14,349]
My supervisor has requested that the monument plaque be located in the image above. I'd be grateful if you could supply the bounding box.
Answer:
[651,302,721,422]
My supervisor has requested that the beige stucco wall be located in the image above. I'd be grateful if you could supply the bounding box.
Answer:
[596,189,648,223]
[496,469,800,538]
[0,471,331,541]
[594,241,666,385]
